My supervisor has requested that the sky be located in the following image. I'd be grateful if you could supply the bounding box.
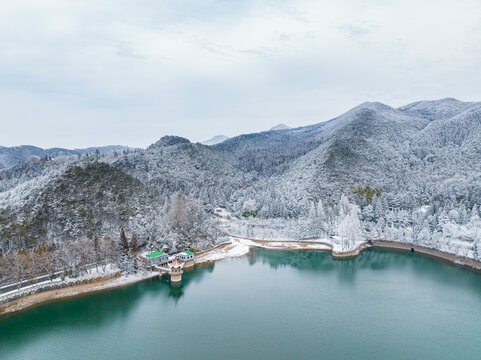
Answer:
[1,0,481,149]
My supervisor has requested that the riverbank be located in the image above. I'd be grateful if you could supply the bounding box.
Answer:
[195,236,481,271]
[4,247,481,360]
[370,240,481,272]
[2,237,480,317]
[194,237,333,264]
[0,237,337,316]
[0,271,159,318]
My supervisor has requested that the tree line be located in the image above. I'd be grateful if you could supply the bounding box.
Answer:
[0,229,141,289]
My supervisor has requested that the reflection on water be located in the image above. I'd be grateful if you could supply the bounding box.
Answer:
[249,247,481,292]
[164,262,215,300]
[1,248,481,360]
[0,261,216,346]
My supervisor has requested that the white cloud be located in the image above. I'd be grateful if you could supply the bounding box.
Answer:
[0,0,481,148]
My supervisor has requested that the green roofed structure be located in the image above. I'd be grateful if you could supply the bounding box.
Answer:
[146,251,165,259]
[178,250,195,268]
[141,251,169,267]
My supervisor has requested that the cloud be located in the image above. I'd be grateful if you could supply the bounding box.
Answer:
[338,20,373,37]
[115,43,145,59]
[0,0,481,148]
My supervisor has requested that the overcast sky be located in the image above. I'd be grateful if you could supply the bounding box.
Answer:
[1,0,481,148]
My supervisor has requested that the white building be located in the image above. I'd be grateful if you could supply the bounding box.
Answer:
[177,251,195,268]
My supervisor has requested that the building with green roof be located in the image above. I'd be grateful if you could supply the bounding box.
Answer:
[178,251,195,267]
[141,251,169,267]
[146,251,165,259]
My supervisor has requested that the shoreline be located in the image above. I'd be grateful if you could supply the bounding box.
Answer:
[230,236,481,271]
[1,237,480,317]
[369,240,481,272]
[0,272,159,318]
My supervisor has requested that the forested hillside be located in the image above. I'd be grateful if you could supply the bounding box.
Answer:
[0,145,130,170]
[1,98,480,262]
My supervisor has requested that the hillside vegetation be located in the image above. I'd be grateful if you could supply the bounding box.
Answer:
[1,98,480,262]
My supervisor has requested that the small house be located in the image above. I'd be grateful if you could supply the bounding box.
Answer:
[178,250,195,268]
[141,251,169,268]
[178,251,194,262]
[213,207,230,218]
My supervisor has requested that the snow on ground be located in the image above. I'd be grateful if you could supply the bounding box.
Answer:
[1,277,65,300]
[0,160,72,208]
[235,237,333,251]
[0,264,156,302]
[195,236,352,264]
[71,271,159,293]
[0,269,160,315]
[329,236,366,253]
[195,240,250,263]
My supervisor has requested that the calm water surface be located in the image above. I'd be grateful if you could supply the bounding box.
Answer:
[1,248,481,360]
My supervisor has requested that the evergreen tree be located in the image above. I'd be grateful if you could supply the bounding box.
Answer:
[436,210,451,233]
[118,227,131,272]
[470,204,480,224]
[308,202,319,236]
[317,200,326,223]
[93,235,100,271]
[120,228,129,253]
[417,220,431,245]
[130,234,138,271]
[362,204,374,222]
[473,242,480,262]
[458,204,468,224]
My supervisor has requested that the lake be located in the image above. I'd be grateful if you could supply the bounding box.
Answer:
[1,248,481,360]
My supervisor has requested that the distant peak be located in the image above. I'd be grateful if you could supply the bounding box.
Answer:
[151,136,191,148]
[397,98,476,120]
[399,98,465,110]
[201,135,229,146]
[338,102,394,119]
[269,123,291,131]
[356,101,392,110]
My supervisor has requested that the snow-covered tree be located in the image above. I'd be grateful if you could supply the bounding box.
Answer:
[335,196,361,251]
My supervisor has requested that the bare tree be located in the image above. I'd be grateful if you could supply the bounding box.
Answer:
[37,242,58,281]
[100,237,116,272]
[130,234,138,270]
[6,250,29,289]
[167,191,189,231]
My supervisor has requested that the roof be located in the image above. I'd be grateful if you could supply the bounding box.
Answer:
[145,251,166,259]
[170,257,183,268]
[185,250,194,255]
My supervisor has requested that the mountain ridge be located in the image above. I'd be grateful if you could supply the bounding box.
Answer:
[201,135,229,146]
[1,98,480,257]
[0,145,132,170]
[269,123,291,131]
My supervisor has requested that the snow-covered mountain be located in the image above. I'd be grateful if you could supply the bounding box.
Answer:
[397,97,478,120]
[1,98,480,259]
[201,135,229,146]
[201,125,291,146]
[0,145,131,170]
[269,123,291,131]
[113,136,251,202]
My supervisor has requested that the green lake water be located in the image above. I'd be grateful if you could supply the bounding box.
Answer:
[1,248,481,360]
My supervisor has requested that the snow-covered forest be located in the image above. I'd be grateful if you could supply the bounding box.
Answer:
[1,97,481,285]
